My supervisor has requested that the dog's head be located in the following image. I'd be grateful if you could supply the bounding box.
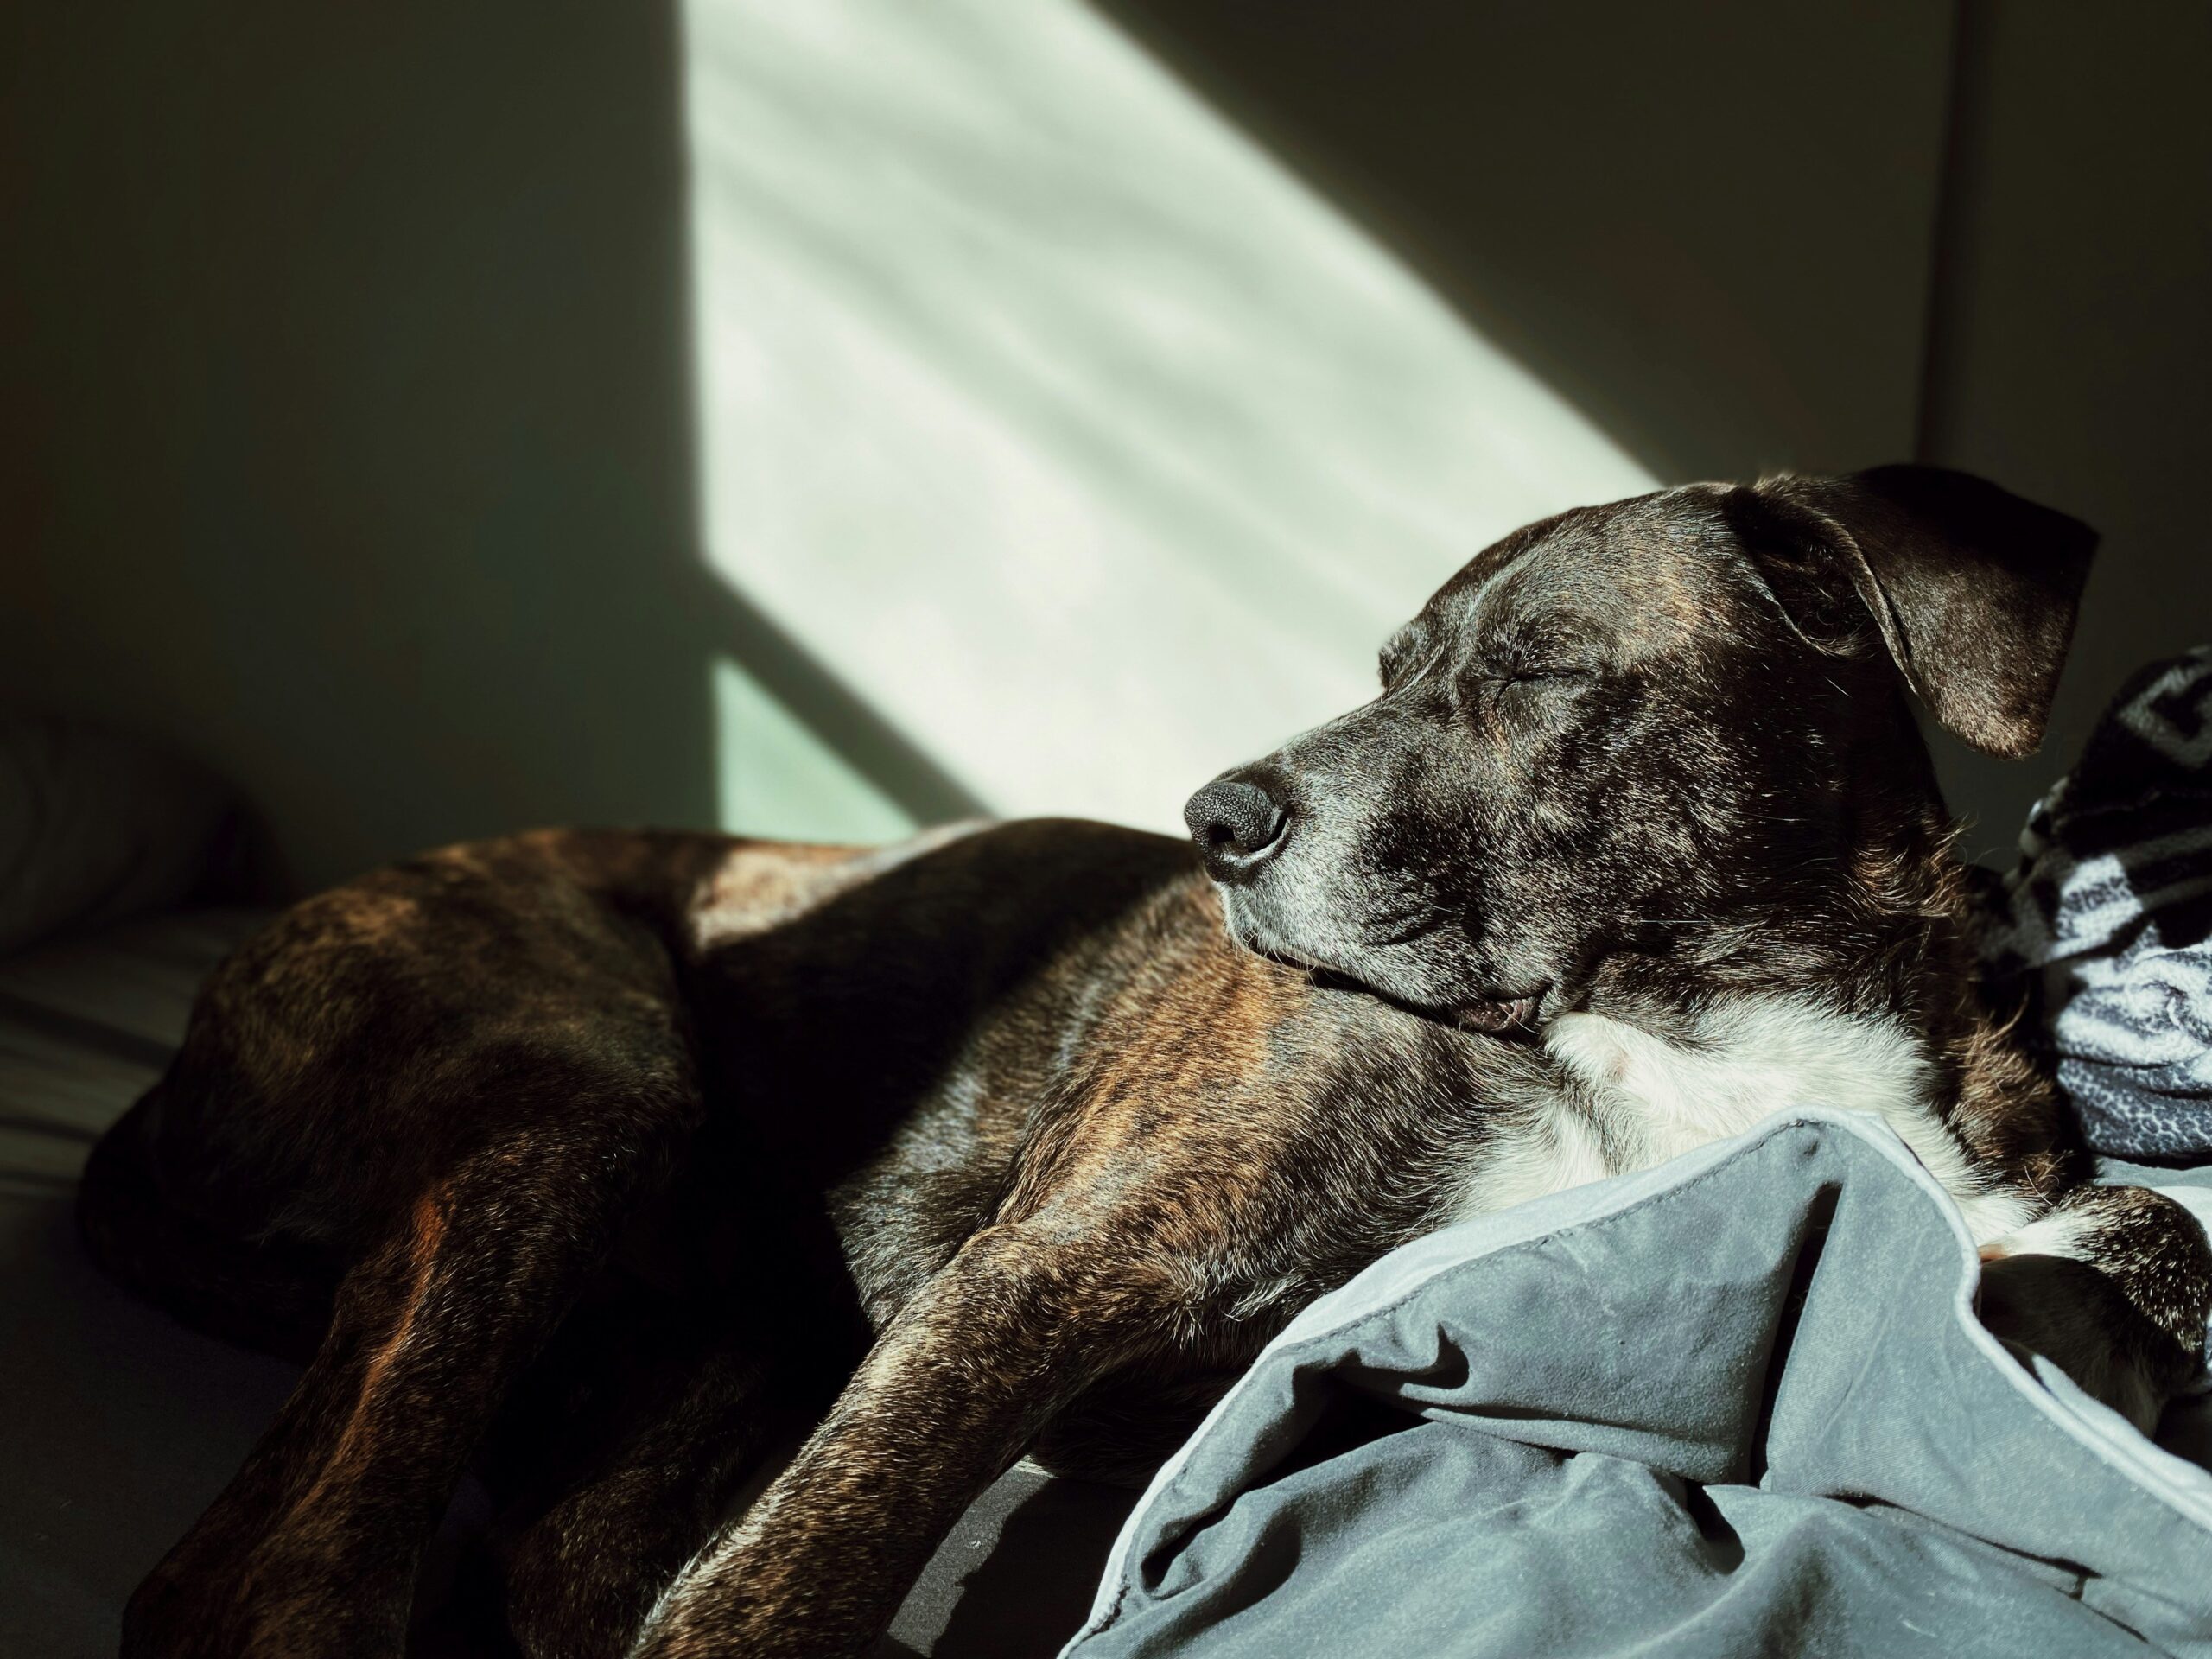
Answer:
[1184,466,2095,1030]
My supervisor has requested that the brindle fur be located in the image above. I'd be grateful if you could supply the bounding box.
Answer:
[79,467,2212,1657]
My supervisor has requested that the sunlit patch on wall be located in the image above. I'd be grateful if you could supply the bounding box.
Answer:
[682,0,1650,839]
[712,655,918,843]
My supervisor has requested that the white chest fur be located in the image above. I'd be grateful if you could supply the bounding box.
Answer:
[1463,995,2037,1246]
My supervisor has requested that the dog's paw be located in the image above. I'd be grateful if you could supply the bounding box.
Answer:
[1978,1185,2212,1435]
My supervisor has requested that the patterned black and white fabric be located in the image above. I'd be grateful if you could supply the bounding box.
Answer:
[1981,645,2212,1161]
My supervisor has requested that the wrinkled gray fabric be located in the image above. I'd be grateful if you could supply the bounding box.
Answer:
[1065,1111,2212,1659]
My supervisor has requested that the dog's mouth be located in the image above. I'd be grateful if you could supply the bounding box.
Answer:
[1232,922,1548,1036]
[1452,994,1542,1033]
[1303,962,1546,1035]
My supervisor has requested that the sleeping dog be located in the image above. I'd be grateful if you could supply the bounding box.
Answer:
[81,466,2211,1658]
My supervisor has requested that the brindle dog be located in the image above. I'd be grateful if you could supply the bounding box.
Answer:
[82,466,2212,1658]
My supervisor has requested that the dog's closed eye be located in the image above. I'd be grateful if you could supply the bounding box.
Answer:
[1487,668,1595,705]
[1484,670,1596,730]
[1500,669,1587,688]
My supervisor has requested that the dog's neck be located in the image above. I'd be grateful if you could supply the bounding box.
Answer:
[1498,815,2059,1243]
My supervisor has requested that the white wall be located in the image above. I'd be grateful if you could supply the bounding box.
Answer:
[0,3,709,891]
[1916,0,2212,856]
[2,2,2202,890]
[682,1,1652,841]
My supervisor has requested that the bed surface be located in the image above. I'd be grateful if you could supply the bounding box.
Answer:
[0,910,1130,1659]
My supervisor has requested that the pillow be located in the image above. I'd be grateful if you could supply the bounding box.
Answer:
[1980,645,2212,1160]
[0,715,243,958]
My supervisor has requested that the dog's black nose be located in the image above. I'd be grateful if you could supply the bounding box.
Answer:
[1184,777,1289,882]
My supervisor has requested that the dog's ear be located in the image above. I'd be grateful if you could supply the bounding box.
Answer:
[1725,465,2098,759]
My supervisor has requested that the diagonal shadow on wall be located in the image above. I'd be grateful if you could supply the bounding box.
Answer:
[1085,1,1955,486]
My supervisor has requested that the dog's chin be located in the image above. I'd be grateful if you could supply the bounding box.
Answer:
[1219,906,1546,1035]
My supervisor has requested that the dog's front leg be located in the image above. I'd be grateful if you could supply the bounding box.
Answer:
[632,1223,1160,1659]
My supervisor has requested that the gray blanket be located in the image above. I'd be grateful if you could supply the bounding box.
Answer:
[1063,1111,2212,1659]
